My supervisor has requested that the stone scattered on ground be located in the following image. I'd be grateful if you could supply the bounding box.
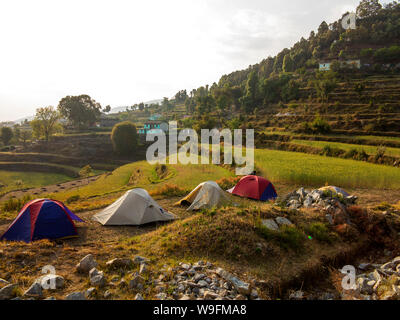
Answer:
[282,187,357,225]
[24,282,43,298]
[262,217,293,232]
[89,268,106,287]
[65,292,86,300]
[0,284,18,300]
[345,256,400,300]
[76,254,98,274]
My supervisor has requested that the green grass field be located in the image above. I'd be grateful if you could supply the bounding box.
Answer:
[292,139,400,157]
[254,148,400,189]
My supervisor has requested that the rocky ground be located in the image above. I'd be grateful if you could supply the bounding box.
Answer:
[0,254,261,300]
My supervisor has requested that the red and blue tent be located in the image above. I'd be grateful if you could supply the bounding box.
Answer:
[227,175,277,201]
[0,199,83,243]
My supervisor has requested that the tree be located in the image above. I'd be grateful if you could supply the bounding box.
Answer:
[103,105,111,113]
[20,130,32,147]
[111,121,138,156]
[30,106,61,142]
[58,95,102,129]
[0,127,13,146]
[79,165,93,184]
[138,102,145,111]
[283,54,295,72]
[240,71,260,113]
[357,0,382,18]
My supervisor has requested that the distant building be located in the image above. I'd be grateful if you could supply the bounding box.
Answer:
[138,121,168,135]
[319,62,331,71]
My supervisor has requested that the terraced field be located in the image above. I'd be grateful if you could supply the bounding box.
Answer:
[291,139,400,157]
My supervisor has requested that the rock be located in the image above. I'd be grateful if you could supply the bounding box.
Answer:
[45,297,56,300]
[0,284,17,300]
[358,263,371,271]
[303,196,313,208]
[289,290,304,300]
[135,293,144,300]
[215,268,251,295]
[65,292,86,300]
[38,274,64,290]
[203,291,220,300]
[155,293,167,300]
[275,217,293,227]
[133,256,149,265]
[24,282,43,298]
[357,278,375,295]
[76,254,98,274]
[235,294,247,300]
[197,280,208,288]
[177,283,185,292]
[261,219,279,232]
[288,200,301,210]
[89,267,102,278]
[179,295,191,300]
[250,289,259,299]
[129,275,145,289]
[193,273,206,282]
[90,274,106,287]
[180,263,191,270]
[296,187,307,199]
[104,290,112,299]
[325,214,334,225]
[139,263,149,275]
[106,258,133,269]
[85,287,96,298]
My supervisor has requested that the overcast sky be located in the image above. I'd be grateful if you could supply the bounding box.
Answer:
[0,0,386,121]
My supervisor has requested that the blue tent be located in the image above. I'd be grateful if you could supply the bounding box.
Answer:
[0,199,83,243]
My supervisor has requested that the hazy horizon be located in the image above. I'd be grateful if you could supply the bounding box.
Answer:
[0,0,387,122]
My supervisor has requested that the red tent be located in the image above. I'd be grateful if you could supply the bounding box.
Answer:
[228,175,277,201]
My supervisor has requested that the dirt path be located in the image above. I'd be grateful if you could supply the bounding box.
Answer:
[0,175,101,203]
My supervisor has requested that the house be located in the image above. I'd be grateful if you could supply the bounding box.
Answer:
[138,121,168,135]
[319,62,331,71]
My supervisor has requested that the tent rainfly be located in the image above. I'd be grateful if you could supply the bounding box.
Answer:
[175,181,232,211]
[92,188,176,226]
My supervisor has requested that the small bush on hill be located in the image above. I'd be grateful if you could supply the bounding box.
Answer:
[256,220,306,251]
[305,222,336,244]
[2,195,32,213]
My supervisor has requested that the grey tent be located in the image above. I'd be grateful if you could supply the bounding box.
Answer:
[92,188,176,225]
[175,181,232,211]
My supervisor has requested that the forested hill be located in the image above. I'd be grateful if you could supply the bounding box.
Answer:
[218,0,400,87]
[164,0,400,122]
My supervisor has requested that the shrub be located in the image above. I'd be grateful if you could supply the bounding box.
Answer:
[111,121,138,155]
[149,184,187,198]
[215,176,241,190]
[305,222,336,243]
[66,195,81,204]
[256,221,306,251]
[1,195,32,213]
